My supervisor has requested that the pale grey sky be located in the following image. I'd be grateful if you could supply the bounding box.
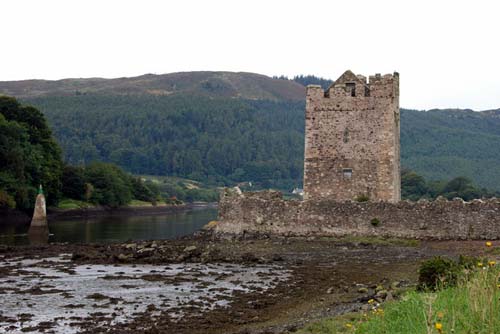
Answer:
[1,0,499,110]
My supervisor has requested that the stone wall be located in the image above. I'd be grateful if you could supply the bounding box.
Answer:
[304,71,400,202]
[216,190,500,240]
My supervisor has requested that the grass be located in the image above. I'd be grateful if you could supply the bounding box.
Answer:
[57,198,94,209]
[299,263,500,334]
[128,199,154,207]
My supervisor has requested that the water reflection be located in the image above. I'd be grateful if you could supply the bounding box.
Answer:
[27,226,50,245]
[0,207,217,245]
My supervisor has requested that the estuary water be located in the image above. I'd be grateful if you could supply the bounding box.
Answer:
[0,206,218,245]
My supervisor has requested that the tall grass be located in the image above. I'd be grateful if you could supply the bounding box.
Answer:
[300,264,500,334]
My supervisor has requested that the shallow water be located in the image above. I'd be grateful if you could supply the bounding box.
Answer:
[0,207,217,245]
[0,254,289,333]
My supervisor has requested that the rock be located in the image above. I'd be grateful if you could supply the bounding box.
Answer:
[375,285,384,292]
[358,287,368,293]
[124,243,137,250]
[203,220,219,230]
[326,287,334,294]
[151,242,158,248]
[390,281,401,290]
[241,252,259,262]
[272,254,284,261]
[385,291,394,301]
[137,247,155,254]
[183,246,197,253]
[117,253,132,261]
[375,289,388,299]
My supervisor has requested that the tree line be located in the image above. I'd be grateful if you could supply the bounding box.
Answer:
[0,96,162,210]
[401,169,499,201]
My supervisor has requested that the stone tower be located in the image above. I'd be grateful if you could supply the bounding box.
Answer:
[303,70,400,202]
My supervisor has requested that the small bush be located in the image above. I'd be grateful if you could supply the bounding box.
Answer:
[418,257,459,290]
[355,194,370,202]
[417,256,481,291]
[370,218,380,227]
[0,190,16,208]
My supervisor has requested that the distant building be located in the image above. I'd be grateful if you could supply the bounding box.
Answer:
[303,70,400,202]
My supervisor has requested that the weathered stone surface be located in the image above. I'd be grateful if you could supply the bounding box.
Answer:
[31,194,47,227]
[304,71,400,202]
[216,191,500,240]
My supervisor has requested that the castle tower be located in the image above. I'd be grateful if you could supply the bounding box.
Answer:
[303,70,400,202]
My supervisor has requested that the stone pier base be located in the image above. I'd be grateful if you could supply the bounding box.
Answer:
[31,194,47,227]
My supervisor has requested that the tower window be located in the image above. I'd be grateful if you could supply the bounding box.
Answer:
[346,83,356,97]
[343,168,353,179]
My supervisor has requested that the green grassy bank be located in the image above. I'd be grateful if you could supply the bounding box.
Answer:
[300,254,500,333]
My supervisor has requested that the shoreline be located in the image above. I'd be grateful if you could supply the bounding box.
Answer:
[0,234,494,334]
[0,202,218,224]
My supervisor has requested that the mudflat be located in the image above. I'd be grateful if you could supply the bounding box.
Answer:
[0,233,491,334]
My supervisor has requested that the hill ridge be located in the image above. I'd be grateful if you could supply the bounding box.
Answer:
[0,71,306,101]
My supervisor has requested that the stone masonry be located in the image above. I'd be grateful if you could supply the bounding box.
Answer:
[215,70,500,240]
[216,190,500,240]
[304,70,400,202]
[30,192,47,228]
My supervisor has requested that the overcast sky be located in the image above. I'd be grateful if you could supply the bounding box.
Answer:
[1,0,499,110]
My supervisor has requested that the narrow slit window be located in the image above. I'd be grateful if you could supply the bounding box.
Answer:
[343,168,353,179]
[346,83,356,97]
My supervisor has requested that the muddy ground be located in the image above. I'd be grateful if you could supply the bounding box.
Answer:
[0,232,494,334]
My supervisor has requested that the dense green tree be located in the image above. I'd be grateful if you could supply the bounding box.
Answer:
[61,165,86,200]
[402,170,499,201]
[130,177,156,204]
[0,96,63,209]
[84,162,133,207]
[401,169,429,201]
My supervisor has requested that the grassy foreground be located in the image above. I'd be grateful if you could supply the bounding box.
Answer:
[300,260,500,334]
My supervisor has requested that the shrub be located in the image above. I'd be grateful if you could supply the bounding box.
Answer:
[370,218,380,227]
[355,194,370,202]
[0,190,16,208]
[417,256,480,291]
[418,257,459,291]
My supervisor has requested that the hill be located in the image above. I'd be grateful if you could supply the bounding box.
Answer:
[0,71,305,101]
[1,71,499,192]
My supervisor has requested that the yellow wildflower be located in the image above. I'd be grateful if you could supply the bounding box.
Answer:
[486,241,492,247]
[477,262,484,267]
[488,260,496,267]
[368,299,375,304]
[435,322,443,333]
[345,323,353,329]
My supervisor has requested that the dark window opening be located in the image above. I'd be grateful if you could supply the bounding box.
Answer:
[343,168,353,179]
[343,128,349,143]
[346,82,356,97]
[364,86,370,97]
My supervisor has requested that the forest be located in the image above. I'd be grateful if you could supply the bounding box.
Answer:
[1,93,498,212]
[26,95,305,190]
[0,97,165,210]
[23,91,500,192]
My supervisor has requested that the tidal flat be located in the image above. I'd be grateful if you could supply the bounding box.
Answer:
[0,235,491,333]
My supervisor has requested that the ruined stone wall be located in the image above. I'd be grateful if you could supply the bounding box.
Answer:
[304,71,400,202]
[216,191,500,240]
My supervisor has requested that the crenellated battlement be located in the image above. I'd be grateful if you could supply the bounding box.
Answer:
[306,71,399,100]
